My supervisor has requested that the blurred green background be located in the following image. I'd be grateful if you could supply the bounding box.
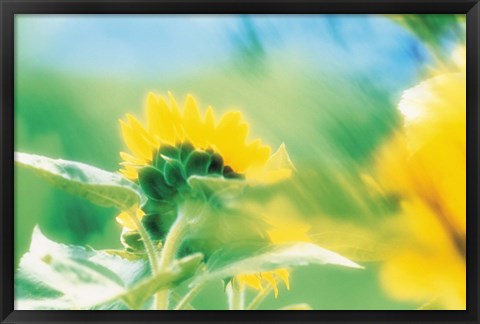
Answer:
[14,14,464,310]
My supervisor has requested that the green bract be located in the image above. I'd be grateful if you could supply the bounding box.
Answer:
[139,141,244,202]
[134,142,247,244]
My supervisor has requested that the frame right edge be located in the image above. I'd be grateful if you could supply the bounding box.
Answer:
[466,1,479,322]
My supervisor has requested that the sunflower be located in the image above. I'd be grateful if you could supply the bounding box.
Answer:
[116,91,296,297]
[372,46,466,309]
[118,92,292,183]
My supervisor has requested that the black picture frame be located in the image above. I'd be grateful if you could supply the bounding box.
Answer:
[1,0,479,323]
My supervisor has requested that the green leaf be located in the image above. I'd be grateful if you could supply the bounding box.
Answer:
[15,152,143,210]
[191,242,362,286]
[15,227,149,310]
[120,228,147,252]
[16,227,203,310]
[101,249,147,262]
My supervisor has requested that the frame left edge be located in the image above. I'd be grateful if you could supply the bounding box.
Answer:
[1,0,16,323]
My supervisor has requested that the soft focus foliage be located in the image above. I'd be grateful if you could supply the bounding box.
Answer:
[15,14,466,310]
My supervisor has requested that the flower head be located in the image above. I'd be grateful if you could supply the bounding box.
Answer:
[119,92,292,183]
[117,92,297,300]
[116,92,294,233]
[372,46,466,309]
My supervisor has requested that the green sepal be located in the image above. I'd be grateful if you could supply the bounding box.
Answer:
[163,160,186,187]
[141,200,178,241]
[208,153,224,175]
[223,165,244,179]
[185,151,212,177]
[158,144,180,160]
[179,142,195,162]
[138,166,173,200]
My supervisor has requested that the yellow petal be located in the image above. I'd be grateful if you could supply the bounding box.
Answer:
[205,106,216,130]
[155,94,177,144]
[246,143,292,184]
[120,151,147,165]
[120,120,153,161]
[168,91,185,142]
[261,272,279,298]
[119,169,138,180]
[146,92,162,138]
[183,94,206,147]
[236,274,263,291]
[116,211,137,230]
[136,208,145,221]
[126,114,158,148]
[275,269,290,290]
[116,209,145,231]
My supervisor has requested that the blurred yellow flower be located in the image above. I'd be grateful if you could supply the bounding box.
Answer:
[372,46,466,309]
[235,269,290,299]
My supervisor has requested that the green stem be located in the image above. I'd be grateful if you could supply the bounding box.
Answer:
[155,213,189,310]
[174,283,205,310]
[247,285,273,310]
[126,209,161,309]
[127,210,159,275]
[171,291,196,310]
[227,282,245,310]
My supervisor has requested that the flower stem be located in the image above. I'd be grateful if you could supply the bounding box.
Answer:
[174,283,205,310]
[127,210,159,275]
[227,282,245,310]
[247,285,273,310]
[155,213,189,310]
[126,209,162,309]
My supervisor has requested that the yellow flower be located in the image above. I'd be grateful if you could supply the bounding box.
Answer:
[116,91,297,298]
[372,46,465,309]
[118,92,292,183]
[116,92,294,230]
